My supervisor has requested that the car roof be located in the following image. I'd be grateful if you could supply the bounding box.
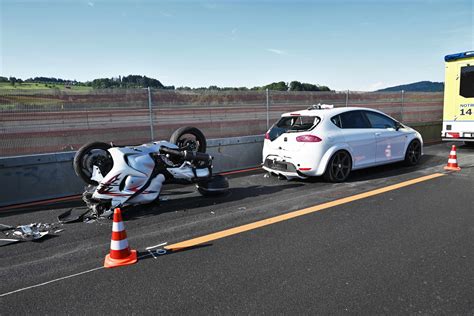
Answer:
[281,106,383,118]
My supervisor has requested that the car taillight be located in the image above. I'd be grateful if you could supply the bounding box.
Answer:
[265,132,270,140]
[447,132,460,138]
[296,135,322,142]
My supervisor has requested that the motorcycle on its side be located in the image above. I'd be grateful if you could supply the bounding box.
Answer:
[73,126,229,217]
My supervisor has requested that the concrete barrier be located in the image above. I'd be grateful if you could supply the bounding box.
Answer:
[0,135,264,207]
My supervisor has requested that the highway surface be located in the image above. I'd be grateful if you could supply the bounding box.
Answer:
[0,142,473,313]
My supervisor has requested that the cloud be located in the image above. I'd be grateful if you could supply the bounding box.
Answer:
[229,28,238,40]
[160,11,173,17]
[367,82,384,91]
[87,1,94,7]
[202,3,217,9]
[266,48,287,55]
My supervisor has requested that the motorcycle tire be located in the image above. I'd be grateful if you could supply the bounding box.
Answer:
[73,142,113,185]
[196,175,229,197]
[170,126,207,153]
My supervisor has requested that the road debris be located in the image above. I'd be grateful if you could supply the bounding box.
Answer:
[58,208,91,223]
[238,207,247,211]
[57,206,113,225]
[0,222,64,245]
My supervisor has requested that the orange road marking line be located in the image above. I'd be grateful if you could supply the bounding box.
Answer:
[165,173,445,251]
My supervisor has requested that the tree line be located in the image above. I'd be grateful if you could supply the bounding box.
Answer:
[0,75,331,91]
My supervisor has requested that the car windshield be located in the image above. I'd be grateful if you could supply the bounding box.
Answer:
[268,116,319,141]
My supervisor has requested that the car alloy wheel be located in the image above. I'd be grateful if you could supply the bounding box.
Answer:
[405,140,421,166]
[325,151,352,182]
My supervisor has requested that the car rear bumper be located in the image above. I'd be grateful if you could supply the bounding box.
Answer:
[262,156,310,179]
[442,138,474,142]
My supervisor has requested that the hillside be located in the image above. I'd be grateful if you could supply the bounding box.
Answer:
[0,76,330,91]
[377,81,444,92]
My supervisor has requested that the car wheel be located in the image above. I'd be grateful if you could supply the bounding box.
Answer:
[324,150,352,183]
[404,139,422,166]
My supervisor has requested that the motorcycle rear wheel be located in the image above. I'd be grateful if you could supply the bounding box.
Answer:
[170,126,207,153]
[73,142,113,185]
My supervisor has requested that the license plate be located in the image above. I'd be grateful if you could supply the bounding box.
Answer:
[270,160,287,171]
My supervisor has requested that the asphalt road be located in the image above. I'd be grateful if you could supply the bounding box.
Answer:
[1,142,473,314]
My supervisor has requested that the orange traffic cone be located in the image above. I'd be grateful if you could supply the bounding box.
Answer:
[104,208,137,268]
[444,145,461,171]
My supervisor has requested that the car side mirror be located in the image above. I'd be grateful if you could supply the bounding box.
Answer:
[395,122,402,131]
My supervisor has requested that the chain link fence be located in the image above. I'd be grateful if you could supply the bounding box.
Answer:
[0,89,443,157]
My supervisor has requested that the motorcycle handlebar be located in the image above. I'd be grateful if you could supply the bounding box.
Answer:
[159,147,212,162]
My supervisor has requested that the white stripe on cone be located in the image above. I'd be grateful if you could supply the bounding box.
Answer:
[450,151,456,155]
[112,221,125,232]
[448,159,457,164]
[111,239,129,251]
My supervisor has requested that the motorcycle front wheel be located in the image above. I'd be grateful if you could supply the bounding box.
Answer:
[73,142,113,185]
[170,126,207,153]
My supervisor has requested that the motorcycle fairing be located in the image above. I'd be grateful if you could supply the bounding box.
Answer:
[91,142,177,207]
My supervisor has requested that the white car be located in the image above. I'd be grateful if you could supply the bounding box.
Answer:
[262,105,423,182]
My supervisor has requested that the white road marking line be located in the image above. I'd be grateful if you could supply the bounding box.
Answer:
[0,252,155,298]
[0,266,104,298]
[145,242,168,250]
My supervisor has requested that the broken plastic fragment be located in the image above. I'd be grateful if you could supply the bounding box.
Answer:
[4,223,57,241]
[0,239,21,247]
[0,224,13,231]
[99,209,114,218]
[58,208,90,223]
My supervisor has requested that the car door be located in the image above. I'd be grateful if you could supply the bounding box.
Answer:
[339,110,376,168]
[363,110,407,162]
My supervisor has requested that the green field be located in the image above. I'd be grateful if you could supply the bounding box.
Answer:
[0,82,92,91]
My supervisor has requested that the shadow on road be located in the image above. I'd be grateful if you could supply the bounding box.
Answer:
[123,183,305,221]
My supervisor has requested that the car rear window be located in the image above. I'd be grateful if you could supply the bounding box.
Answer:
[268,116,319,141]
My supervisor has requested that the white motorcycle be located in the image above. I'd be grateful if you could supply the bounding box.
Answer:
[73,127,229,216]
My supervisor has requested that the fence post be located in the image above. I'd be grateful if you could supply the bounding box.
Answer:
[401,89,405,122]
[266,88,270,129]
[345,89,349,107]
[147,87,154,141]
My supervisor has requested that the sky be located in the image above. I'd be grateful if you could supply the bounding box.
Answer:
[0,0,473,91]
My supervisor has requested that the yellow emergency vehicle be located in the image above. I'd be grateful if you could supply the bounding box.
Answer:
[442,51,474,144]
